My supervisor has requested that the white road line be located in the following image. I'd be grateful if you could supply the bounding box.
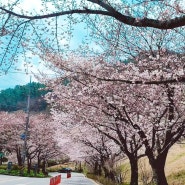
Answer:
[16,182,34,185]
[15,184,33,185]
[0,177,25,183]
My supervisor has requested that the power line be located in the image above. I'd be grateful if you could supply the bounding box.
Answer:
[0,70,58,90]
[22,76,31,168]
[0,70,57,76]
[0,74,31,90]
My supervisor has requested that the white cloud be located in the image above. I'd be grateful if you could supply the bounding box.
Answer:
[0,50,57,90]
[18,0,43,12]
[1,0,56,14]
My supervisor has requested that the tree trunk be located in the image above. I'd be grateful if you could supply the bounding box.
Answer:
[103,167,109,178]
[42,159,48,175]
[152,167,168,185]
[103,166,116,182]
[37,154,41,173]
[109,170,116,182]
[98,164,102,176]
[94,161,101,175]
[129,157,138,185]
[0,156,2,165]
[16,147,22,166]
[149,154,168,185]
[27,158,32,174]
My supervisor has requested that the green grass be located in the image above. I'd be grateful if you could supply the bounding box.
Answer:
[0,165,47,178]
[0,164,7,170]
[47,167,59,172]
[87,173,129,185]
[169,153,185,164]
[167,170,185,185]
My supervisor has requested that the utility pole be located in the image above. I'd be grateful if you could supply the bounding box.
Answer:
[22,76,31,169]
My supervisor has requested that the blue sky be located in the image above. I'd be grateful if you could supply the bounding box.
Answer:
[0,0,92,90]
[0,0,152,90]
[0,50,58,90]
[0,0,49,89]
[0,72,31,90]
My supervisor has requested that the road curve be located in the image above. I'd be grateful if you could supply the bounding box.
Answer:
[0,172,100,185]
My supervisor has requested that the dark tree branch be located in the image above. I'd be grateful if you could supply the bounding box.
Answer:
[0,7,113,20]
[91,74,185,85]
[0,4,185,29]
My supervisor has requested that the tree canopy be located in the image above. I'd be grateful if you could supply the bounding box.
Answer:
[42,50,185,185]
[0,0,184,73]
[1,0,185,29]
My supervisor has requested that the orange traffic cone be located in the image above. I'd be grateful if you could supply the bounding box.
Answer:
[50,177,54,185]
[67,172,71,178]
[58,175,61,183]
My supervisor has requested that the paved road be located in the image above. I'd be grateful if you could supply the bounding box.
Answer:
[0,172,99,185]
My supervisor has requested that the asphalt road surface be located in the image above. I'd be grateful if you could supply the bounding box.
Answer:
[0,172,100,185]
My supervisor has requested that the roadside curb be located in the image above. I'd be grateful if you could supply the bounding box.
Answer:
[94,180,103,185]
[88,177,103,185]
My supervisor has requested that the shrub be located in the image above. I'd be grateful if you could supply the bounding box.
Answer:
[167,170,185,185]
[0,169,6,174]
[9,170,20,176]
[1,157,8,163]
[47,160,58,167]
[87,173,129,185]
[0,164,7,170]
[12,165,20,171]
[47,166,60,172]
[0,167,47,178]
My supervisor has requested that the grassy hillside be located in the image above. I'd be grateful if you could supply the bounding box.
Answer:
[166,143,185,185]
[47,162,76,172]
[117,143,185,185]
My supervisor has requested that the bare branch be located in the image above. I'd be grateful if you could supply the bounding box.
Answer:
[0,5,185,29]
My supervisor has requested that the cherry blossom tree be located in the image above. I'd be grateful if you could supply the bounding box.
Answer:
[28,113,64,174]
[0,111,25,166]
[62,122,123,182]
[14,112,65,174]
[0,0,184,72]
[88,21,185,61]
[43,50,185,185]
[1,0,184,30]
[0,111,65,174]
[82,133,123,182]
[45,81,144,185]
